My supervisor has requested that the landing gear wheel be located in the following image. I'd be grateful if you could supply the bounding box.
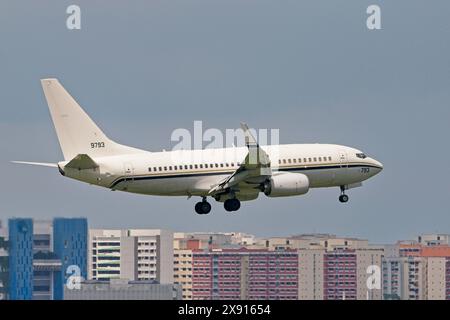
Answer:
[339,194,349,203]
[195,199,211,214]
[224,198,241,212]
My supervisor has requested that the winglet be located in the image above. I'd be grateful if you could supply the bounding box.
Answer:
[240,122,258,147]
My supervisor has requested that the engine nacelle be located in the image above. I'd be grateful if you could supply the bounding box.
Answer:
[263,172,309,197]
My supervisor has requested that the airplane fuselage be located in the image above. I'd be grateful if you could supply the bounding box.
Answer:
[60,143,383,200]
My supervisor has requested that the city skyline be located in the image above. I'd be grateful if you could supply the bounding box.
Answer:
[1,215,449,246]
[1,216,449,300]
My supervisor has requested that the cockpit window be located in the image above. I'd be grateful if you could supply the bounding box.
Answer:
[356,153,367,159]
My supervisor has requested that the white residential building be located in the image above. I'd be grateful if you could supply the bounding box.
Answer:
[89,229,173,284]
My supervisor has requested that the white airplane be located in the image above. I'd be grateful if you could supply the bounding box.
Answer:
[13,79,383,214]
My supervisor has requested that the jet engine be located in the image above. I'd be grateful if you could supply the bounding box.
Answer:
[262,172,309,197]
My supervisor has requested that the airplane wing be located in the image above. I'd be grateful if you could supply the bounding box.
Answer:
[208,123,272,196]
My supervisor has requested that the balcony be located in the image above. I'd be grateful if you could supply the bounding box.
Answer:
[33,259,62,271]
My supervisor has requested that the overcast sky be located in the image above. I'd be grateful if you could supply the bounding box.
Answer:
[0,1,449,243]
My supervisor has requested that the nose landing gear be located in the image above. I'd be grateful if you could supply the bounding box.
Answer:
[195,197,211,214]
[339,186,349,203]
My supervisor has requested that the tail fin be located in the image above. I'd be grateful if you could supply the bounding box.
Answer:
[41,78,145,160]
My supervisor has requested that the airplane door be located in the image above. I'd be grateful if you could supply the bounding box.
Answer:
[123,162,134,188]
[339,151,348,168]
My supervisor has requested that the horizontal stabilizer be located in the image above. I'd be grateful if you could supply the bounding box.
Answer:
[11,161,57,168]
[65,154,98,170]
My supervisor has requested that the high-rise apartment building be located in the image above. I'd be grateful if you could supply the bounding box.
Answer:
[173,249,193,300]
[89,229,173,283]
[0,221,8,300]
[298,247,383,300]
[191,248,298,300]
[383,235,450,300]
[7,218,87,300]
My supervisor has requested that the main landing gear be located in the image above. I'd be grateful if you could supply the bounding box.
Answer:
[194,197,241,214]
[224,198,241,212]
[195,197,211,215]
[339,186,349,203]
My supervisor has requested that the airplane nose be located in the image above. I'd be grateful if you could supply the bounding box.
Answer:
[371,158,383,171]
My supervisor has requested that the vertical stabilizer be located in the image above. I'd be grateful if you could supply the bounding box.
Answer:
[41,78,145,160]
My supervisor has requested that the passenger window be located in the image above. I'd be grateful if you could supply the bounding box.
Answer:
[220,163,224,167]
[204,164,208,168]
[278,160,281,164]
[164,166,167,171]
[194,164,198,169]
[189,165,193,169]
[153,167,157,172]
[303,158,307,163]
[293,159,297,163]
[199,164,203,169]
[288,159,292,164]
[328,156,332,161]
[313,157,317,162]
[148,167,152,172]
[318,157,322,162]
[298,158,302,163]
[159,167,162,171]
[308,158,312,162]
[283,159,286,164]
[169,166,172,170]
[225,163,229,167]
[184,165,188,170]
[231,162,234,167]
